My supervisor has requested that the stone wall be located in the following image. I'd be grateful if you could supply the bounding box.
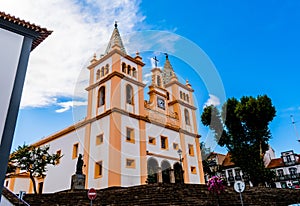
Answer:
[23,183,300,206]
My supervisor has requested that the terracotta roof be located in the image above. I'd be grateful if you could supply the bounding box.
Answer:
[222,153,235,167]
[266,158,284,169]
[0,11,52,50]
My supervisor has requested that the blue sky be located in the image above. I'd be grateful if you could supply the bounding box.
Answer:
[2,0,300,157]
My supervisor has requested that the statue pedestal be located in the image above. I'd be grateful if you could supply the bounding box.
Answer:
[71,174,86,190]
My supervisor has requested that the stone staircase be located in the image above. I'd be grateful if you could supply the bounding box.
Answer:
[23,183,300,206]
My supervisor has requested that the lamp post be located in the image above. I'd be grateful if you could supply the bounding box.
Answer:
[177,149,183,184]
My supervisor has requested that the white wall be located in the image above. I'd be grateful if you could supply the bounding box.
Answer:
[11,178,30,194]
[88,116,110,189]
[0,28,23,144]
[0,196,14,206]
[43,126,86,193]
[121,115,141,186]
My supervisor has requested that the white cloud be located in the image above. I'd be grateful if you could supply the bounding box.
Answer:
[55,101,87,113]
[0,0,145,109]
[143,72,152,85]
[203,94,221,108]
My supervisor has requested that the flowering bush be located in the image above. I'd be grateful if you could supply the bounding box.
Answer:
[207,176,225,194]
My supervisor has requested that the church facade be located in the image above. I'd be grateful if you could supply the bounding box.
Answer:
[5,24,205,194]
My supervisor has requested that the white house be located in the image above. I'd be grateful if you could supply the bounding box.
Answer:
[267,150,300,188]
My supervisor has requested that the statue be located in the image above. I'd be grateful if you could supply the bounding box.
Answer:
[71,153,86,190]
[76,154,83,175]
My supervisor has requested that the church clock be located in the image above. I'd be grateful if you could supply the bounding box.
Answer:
[157,97,165,110]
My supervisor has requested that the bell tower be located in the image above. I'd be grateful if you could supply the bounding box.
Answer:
[85,22,145,119]
[83,23,146,188]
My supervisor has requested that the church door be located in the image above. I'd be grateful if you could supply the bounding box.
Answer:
[174,162,184,183]
[147,158,159,183]
[161,160,171,183]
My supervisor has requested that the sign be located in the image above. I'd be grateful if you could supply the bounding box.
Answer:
[87,188,97,200]
[234,181,245,193]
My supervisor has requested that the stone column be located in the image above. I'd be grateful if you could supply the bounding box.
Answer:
[157,167,163,183]
[170,169,175,183]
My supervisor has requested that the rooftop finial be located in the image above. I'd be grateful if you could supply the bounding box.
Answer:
[164,53,168,59]
[114,21,118,28]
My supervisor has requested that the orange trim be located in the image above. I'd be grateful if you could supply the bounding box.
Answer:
[28,179,33,194]
[179,132,190,183]
[83,123,92,188]
[32,125,76,147]
[111,52,120,73]
[108,112,121,186]
[125,127,135,144]
[191,166,197,174]
[88,49,144,70]
[195,138,205,183]
[8,177,16,192]
[160,136,169,150]
[125,158,136,169]
[110,76,121,109]
[168,100,197,110]
[165,80,194,92]
[31,107,198,150]
[94,161,103,179]
[86,71,146,91]
[139,120,147,184]
[146,151,180,161]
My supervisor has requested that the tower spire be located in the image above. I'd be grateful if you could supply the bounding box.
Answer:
[105,22,126,54]
[162,53,177,84]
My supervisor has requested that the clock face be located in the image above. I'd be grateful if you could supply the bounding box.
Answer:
[157,97,165,110]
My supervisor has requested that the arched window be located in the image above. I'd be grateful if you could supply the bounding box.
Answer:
[184,109,190,125]
[105,64,109,75]
[183,94,186,101]
[98,86,105,107]
[157,76,161,87]
[96,69,100,80]
[127,65,131,75]
[101,66,105,77]
[122,62,126,73]
[186,95,189,103]
[126,84,134,105]
[132,67,137,78]
[180,91,183,99]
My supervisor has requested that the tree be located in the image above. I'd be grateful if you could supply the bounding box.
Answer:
[201,95,276,186]
[7,144,62,194]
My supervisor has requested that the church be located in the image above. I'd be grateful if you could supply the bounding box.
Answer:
[5,23,205,194]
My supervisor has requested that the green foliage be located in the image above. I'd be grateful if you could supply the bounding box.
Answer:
[201,95,276,186]
[8,144,62,193]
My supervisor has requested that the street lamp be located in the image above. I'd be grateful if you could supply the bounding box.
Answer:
[177,149,183,183]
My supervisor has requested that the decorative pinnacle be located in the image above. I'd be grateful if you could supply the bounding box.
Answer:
[164,53,168,59]
[114,21,118,28]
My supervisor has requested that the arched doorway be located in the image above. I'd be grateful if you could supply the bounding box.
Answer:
[174,162,184,183]
[161,160,171,183]
[147,158,158,183]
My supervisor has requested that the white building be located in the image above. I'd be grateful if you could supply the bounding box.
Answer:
[267,150,300,188]
[5,23,205,194]
[221,146,275,186]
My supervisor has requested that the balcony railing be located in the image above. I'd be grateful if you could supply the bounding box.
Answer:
[274,173,300,182]
[227,176,234,182]
[284,161,297,166]
[235,175,242,181]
